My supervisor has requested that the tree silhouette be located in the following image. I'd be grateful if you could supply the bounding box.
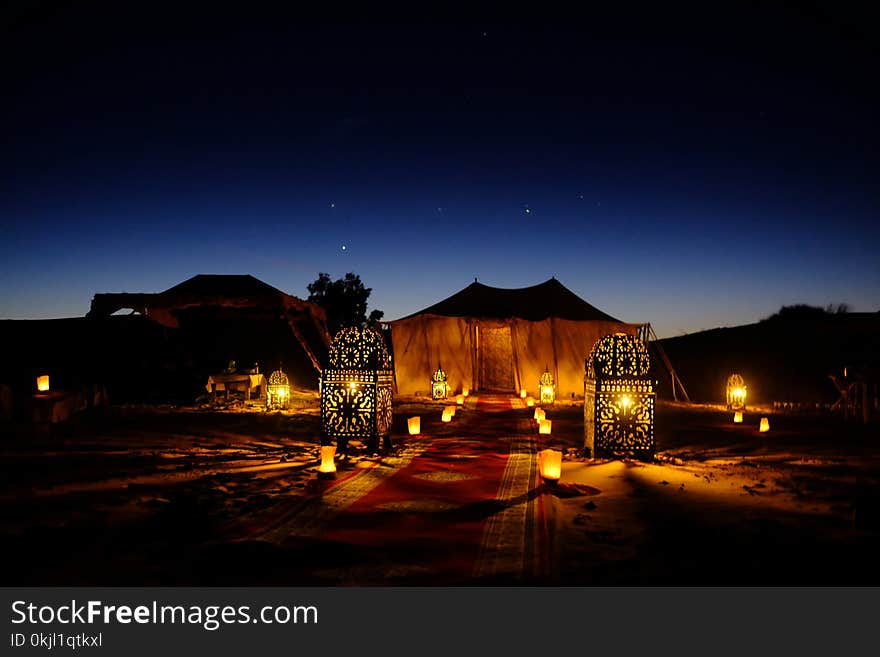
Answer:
[307,272,384,335]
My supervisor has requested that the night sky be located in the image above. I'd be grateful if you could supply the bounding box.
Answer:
[2,3,878,337]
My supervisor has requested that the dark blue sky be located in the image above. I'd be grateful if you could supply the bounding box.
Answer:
[2,3,878,337]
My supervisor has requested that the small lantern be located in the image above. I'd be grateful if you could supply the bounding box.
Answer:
[462,387,470,397]
[408,416,421,435]
[318,445,337,479]
[520,389,527,399]
[431,363,450,400]
[534,408,546,422]
[267,369,290,410]
[759,417,770,432]
[538,449,562,485]
[526,397,535,407]
[539,419,552,435]
[455,394,464,406]
[734,411,743,423]
[36,375,50,392]
[726,374,747,411]
[539,367,556,405]
[442,407,454,422]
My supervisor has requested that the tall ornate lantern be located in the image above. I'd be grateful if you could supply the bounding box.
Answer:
[726,373,747,411]
[266,369,290,409]
[539,367,556,405]
[321,326,394,453]
[584,333,656,460]
[431,363,450,400]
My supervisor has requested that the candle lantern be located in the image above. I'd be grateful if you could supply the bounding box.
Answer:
[431,364,450,400]
[318,445,337,479]
[526,397,535,407]
[266,369,290,410]
[408,416,421,435]
[520,389,527,399]
[534,408,546,422]
[36,375,50,392]
[584,333,656,460]
[726,373,747,411]
[456,394,464,406]
[320,326,393,454]
[759,417,770,432]
[539,367,556,405]
[734,411,743,423]
[538,449,562,485]
[539,419,552,435]
[462,387,470,397]
[441,407,454,422]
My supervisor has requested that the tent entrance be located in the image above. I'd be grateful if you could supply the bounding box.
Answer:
[478,325,515,391]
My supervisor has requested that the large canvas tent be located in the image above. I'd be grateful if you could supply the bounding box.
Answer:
[387,278,641,399]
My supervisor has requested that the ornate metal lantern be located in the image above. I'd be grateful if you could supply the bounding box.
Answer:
[584,333,656,460]
[431,363,450,400]
[266,369,290,409]
[320,326,394,453]
[539,367,556,405]
[726,373,747,411]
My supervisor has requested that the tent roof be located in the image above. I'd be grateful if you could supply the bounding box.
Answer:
[161,274,286,299]
[391,278,624,323]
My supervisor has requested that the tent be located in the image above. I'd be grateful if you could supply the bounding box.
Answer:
[88,274,330,391]
[387,278,641,399]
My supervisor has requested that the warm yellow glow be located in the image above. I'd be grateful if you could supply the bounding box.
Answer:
[408,416,421,435]
[348,381,358,390]
[734,411,743,423]
[538,449,562,483]
[456,394,464,406]
[759,417,770,432]
[620,394,631,409]
[534,408,545,422]
[540,385,555,404]
[37,375,50,392]
[520,389,527,399]
[526,397,535,407]
[462,388,469,397]
[442,407,454,422]
[539,419,552,435]
[319,445,337,473]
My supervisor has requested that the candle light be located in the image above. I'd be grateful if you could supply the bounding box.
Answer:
[408,416,421,435]
[539,419,552,435]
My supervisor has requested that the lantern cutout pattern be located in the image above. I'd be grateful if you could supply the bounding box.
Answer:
[266,369,290,409]
[431,364,450,400]
[538,449,562,485]
[726,373,747,411]
[318,445,337,478]
[320,326,393,453]
[408,416,421,435]
[36,375,50,392]
[759,417,770,433]
[539,367,556,405]
[584,333,656,460]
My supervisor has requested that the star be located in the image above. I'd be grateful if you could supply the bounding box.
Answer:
[341,244,347,252]
[330,202,335,208]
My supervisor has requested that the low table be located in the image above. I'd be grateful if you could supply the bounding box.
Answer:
[206,373,266,401]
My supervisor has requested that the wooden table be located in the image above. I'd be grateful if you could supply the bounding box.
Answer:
[206,373,266,400]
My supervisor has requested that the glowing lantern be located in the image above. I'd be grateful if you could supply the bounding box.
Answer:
[431,364,450,400]
[520,389,527,399]
[36,375,50,392]
[456,394,464,406]
[320,327,394,454]
[441,407,454,422]
[539,367,556,405]
[734,411,743,423]
[759,417,770,432]
[408,416,421,435]
[726,374,747,411]
[266,369,290,410]
[526,397,535,407]
[584,333,656,460]
[318,445,337,478]
[462,387,470,397]
[539,419,552,435]
[538,449,562,485]
[534,408,546,422]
